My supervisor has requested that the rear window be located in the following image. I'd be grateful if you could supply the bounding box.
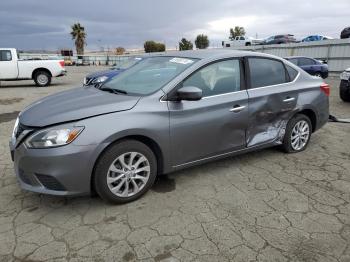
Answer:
[248,58,287,88]
[0,50,12,61]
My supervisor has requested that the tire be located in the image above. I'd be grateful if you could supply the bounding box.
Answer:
[340,85,350,102]
[245,42,251,46]
[34,71,51,87]
[314,72,322,78]
[93,140,157,204]
[282,114,312,153]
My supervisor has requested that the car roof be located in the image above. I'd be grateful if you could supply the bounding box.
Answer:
[285,56,315,59]
[144,49,276,60]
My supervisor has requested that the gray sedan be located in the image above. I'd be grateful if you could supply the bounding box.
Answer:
[10,50,329,203]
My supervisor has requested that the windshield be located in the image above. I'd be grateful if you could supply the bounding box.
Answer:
[111,57,142,70]
[102,56,198,95]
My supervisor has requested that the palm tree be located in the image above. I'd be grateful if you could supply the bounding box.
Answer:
[70,23,86,55]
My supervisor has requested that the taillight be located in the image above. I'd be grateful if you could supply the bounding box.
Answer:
[59,60,65,68]
[320,83,330,96]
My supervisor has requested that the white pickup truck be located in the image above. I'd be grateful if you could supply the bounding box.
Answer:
[0,48,66,87]
[222,36,262,48]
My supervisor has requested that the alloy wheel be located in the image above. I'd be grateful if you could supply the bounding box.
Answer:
[106,152,150,197]
[37,74,49,85]
[290,120,310,151]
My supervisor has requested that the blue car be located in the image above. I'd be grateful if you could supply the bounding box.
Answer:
[285,56,328,79]
[83,57,142,86]
[302,35,333,42]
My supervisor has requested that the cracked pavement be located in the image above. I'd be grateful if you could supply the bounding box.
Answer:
[0,67,349,262]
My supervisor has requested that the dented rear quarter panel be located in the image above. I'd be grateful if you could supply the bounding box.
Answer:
[246,70,328,147]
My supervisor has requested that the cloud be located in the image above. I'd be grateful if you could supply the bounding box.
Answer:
[0,0,349,50]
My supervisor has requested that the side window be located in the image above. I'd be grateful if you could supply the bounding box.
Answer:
[298,58,315,66]
[286,65,299,81]
[0,50,12,61]
[248,58,287,88]
[183,60,241,97]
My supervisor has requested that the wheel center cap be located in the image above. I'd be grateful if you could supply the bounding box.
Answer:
[125,171,135,179]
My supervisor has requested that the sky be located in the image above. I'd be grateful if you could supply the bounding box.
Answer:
[0,0,349,51]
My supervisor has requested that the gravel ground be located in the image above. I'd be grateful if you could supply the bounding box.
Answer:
[0,67,349,262]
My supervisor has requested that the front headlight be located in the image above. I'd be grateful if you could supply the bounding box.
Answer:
[93,76,109,83]
[340,71,350,81]
[25,126,84,149]
[11,117,19,144]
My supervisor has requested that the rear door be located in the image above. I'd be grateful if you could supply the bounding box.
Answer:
[168,59,249,167]
[245,57,299,147]
[0,50,18,79]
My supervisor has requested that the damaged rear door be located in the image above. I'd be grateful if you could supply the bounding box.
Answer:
[245,57,298,147]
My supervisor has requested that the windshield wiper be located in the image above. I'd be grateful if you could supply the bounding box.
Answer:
[99,87,128,95]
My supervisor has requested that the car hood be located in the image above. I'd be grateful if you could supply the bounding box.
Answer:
[19,87,140,127]
[86,69,124,79]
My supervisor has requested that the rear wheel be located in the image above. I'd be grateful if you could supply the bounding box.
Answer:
[314,72,322,78]
[282,114,312,153]
[340,84,350,102]
[34,71,51,87]
[94,140,157,204]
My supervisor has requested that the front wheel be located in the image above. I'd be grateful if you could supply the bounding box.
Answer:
[34,71,51,87]
[282,114,312,153]
[93,140,157,204]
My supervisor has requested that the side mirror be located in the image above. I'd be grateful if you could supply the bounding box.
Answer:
[176,86,202,101]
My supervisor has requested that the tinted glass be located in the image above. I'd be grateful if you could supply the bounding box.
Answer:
[298,58,315,66]
[0,50,12,61]
[103,56,198,95]
[183,60,241,97]
[286,65,299,81]
[248,58,287,88]
[288,58,298,65]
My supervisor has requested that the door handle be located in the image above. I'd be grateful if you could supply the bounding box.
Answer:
[230,105,246,113]
[283,97,295,103]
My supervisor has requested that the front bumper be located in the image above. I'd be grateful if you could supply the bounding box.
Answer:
[10,142,98,196]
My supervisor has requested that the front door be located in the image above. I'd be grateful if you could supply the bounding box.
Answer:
[168,59,249,167]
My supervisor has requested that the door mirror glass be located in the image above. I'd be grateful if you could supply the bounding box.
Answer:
[177,86,202,101]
